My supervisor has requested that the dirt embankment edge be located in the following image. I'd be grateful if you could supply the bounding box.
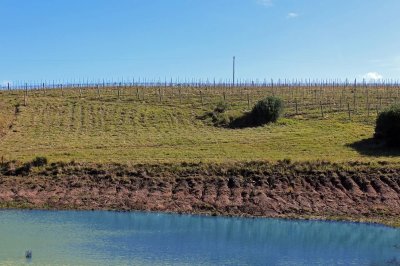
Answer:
[0,161,399,227]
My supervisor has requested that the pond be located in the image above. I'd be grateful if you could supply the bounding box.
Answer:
[0,210,399,265]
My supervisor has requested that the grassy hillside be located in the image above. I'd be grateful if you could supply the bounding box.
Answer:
[0,95,16,139]
[0,86,398,164]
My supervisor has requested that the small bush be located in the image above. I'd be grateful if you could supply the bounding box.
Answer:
[250,96,284,125]
[0,161,15,175]
[15,103,21,114]
[213,112,231,127]
[375,105,400,146]
[15,163,32,176]
[31,156,48,167]
[201,98,283,128]
[228,96,283,128]
[214,101,229,113]
[199,102,231,127]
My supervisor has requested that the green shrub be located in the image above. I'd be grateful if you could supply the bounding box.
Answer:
[14,103,21,114]
[213,112,231,127]
[250,96,283,125]
[199,101,231,127]
[214,101,229,113]
[15,163,31,176]
[0,161,15,175]
[31,156,48,167]
[375,105,400,146]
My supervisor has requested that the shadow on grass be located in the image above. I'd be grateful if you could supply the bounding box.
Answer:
[347,138,400,157]
[228,112,274,129]
[198,111,266,129]
[228,113,255,129]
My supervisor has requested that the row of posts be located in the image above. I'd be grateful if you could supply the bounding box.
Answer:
[12,82,394,120]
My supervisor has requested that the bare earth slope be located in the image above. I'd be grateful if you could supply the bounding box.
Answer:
[1,161,399,227]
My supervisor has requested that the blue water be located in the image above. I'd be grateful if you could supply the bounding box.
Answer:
[0,210,399,265]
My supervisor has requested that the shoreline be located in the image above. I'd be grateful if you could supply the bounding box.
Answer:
[1,160,399,228]
[1,204,398,228]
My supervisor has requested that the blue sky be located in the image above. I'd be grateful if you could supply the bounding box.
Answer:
[1,0,400,85]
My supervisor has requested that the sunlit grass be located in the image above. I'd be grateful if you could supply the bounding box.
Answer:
[0,87,398,164]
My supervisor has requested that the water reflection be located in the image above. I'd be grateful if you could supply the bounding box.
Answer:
[0,210,399,265]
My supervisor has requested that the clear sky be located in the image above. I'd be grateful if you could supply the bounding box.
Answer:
[1,0,400,85]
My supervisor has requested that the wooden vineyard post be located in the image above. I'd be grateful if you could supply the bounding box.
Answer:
[61,84,64,97]
[79,85,82,98]
[271,79,275,97]
[136,87,139,100]
[386,83,389,101]
[341,87,345,103]
[314,89,317,104]
[347,103,351,121]
[223,92,226,102]
[159,88,162,103]
[247,93,250,110]
[367,103,370,117]
[97,85,100,98]
[295,99,298,115]
[200,90,204,106]
[291,89,294,102]
[24,83,28,106]
[141,83,145,101]
[118,86,121,100]
[43,83,46,95]
[320,101,324,118]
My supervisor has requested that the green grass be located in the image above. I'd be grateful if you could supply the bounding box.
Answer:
[0,98,15,138]
[0,87,399,164]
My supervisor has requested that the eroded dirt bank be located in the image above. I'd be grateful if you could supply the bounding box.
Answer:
[0,161,399,226]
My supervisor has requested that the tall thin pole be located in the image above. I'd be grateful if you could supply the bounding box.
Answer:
[232,56,235,87]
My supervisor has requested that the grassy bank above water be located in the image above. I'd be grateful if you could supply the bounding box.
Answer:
[1,87,399,227]
[0,88,399,163]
